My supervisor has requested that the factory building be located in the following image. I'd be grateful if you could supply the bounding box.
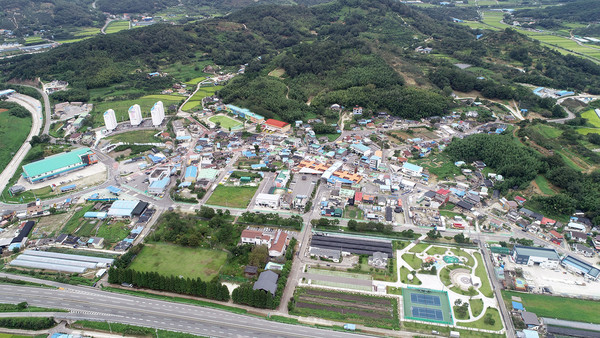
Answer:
[103,109,117,131]
[513,245,560,269]
[128,104,142,126]
[22,148,98,183]
[151,101,165,126]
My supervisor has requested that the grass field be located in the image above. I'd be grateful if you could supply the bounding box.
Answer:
[61,204,94,234]
[208,115,242,129]
[426,246,449,256]
[577,127,600,135]
[105,21,130,34]
[502,290,600,324]
[457,307,503,331]
[470,298,484,317]
[106,130,161,144]
[582,109,600,127]
[534,175,557,196]
[181,86,223,111]
[130,243,227,281]
[206,185,258,208]
[401,253,423,270]
[409,243,429,253]
[344,206,364,219]
[315,133,340,142]
[473,252,493,298]
[413,154,460,180]
[451,249,475,267]
[400,266,422,285]
[92,95,182,126]
[0,111,31,174]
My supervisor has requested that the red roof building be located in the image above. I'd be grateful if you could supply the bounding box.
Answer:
[269,231,288,257]
[515,196,526,204]
[354,192,363,203]
[264,119,291,133]
[541,217,556,226]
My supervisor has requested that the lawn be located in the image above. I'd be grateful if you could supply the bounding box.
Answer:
[105,21,130,34]
[206,185,258,208]
[408,243,429,253]
[106,130,161,144]
[534,175,557,196]
[96,221,130,247]
[457,307,503,331]
[91,95,183,127]
[400,266,422,285]
[426,246,449,256]
[473,252,493,298]
[181,86,223,111]
[208,115,242,129]
[502,290,600,324]
[0,109,31,174]
[129,243,227,281]
[451,249,475,267]
[401,253,423,270]
[470,298,484,317]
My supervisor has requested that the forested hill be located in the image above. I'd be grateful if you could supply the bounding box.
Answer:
[3,0,600,122]
[514,0,600,23]
[0,0,105,33]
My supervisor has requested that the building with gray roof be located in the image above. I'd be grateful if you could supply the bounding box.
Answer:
[561,255,600,281]
[253,270,278,296]
[513,245,560,269]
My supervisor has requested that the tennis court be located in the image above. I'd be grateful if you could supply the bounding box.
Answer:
[402,287,453,325]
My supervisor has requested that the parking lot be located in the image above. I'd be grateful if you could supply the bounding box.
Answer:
[289,174,318,199]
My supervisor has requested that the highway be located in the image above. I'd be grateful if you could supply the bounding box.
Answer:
[0,93,43,198]
[0,280,364,338]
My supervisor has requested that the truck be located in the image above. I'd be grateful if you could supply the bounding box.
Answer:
[343,324,356,331]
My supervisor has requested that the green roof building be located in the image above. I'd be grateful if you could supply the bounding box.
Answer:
[22,147,97,183]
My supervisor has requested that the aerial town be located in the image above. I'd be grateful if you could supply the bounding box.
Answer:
[1,0,600,338]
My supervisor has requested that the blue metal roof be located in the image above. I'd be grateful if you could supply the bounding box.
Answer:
[107,186,121,194]
[402,162,423,172]
[185,166,198,178]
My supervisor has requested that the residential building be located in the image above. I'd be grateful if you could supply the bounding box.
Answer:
[253,270,278,296]
[88,237,104,249]
[402,162,423,177]
[368,252,389,268]
[269,231,288,257]
[309,247,341,262]
[26,200,42,215]
[184,166,197,182]
[513,245,560,269]
[103,109,117,131]
[572,243,594,257]
[352,106,363,115]
[151,101,165,126]
[569,231,587,243]
[22,148,98,183]
[128,104,142,126]
[241,230,271,246]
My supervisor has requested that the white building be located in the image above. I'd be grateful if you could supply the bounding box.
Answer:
[513,245,560,269]
[128,104,142,126]
[255,193,280,208]
[151,101,165,126]
[103,109,117,131]
[402,162,423,177]
[241,229,271,246]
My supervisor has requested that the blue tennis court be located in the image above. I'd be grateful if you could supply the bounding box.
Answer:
[412,307,444,321]
[411,293,441,306]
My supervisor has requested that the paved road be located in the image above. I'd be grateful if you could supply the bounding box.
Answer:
[0,94,43,197]
[0,282,364,338]
[17,85,51,135]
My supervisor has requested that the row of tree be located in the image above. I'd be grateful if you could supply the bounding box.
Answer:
[107,268,230,302]
[239,212,303,231]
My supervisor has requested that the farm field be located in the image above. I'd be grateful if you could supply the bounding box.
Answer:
[581,109,600,127]
[534,175,557,196]
[92,95,182,126]
[129,243,227,281]
[106,130,161,144]
[208,115,242,129]
[577,127,600,135]
[206,185,258,208]
[502,290,600,324]
[344,206,364,219]
[162,60,214,85]
[291,288,399,329]
[61,204,95,234]
[96,220,130,247]
[0,110,31,174]
[531,124,562,138]
[181,86,223,111]
[56,27,101,43]
[105,21,130,34]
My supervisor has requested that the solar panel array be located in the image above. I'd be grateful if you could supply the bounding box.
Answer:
[310,234,393,256]
[411,293,441,306]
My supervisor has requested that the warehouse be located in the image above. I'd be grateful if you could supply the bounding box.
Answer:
[512,245,560,269]
[310,234,393,256]
[561,255,600,281]
[107,200,148,218]
[22,148,98,183]
[255,193,280,208]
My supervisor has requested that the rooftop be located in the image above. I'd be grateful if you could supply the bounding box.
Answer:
[23,148,93,178]
[514,245,560,260]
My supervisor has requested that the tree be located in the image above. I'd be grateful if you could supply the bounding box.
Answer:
[427,229,441,240]
[249,245,269,267]
[454,233,469,244]
[484,313,496,326]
